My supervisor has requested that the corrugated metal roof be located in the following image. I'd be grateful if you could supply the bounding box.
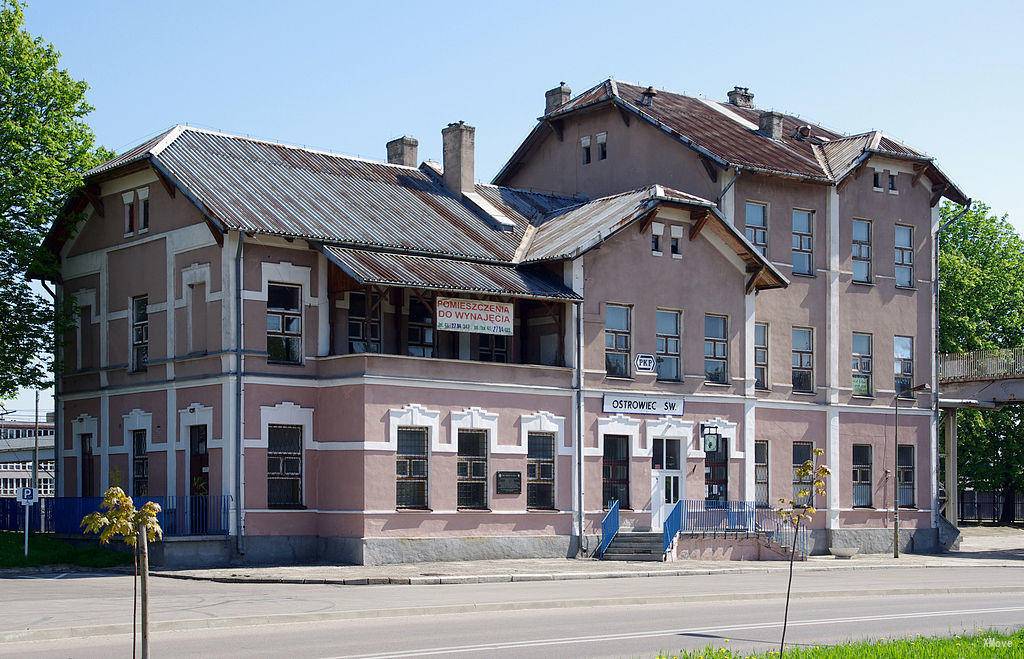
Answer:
[815,133,875,181]
[86,127,177,177]
[142,127,578,262]
[322,246,580,301]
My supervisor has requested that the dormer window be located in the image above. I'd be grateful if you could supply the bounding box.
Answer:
[596,132,607,160]
[580,136,591,165]
[122,191,135,235]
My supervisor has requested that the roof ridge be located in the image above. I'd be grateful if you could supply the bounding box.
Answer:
[473,180,582,201]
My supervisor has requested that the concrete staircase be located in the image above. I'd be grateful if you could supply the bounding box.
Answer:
[601,532,665,561]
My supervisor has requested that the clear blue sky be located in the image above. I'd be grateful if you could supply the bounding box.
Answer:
[9,0,1023,417]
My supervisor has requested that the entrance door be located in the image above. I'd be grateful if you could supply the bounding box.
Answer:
[651,437,682,530]
[189,425,209,535]
[602,435,630,509]
[704,431,728,502]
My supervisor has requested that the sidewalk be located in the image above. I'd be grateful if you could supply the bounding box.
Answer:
[153,549,1024,586]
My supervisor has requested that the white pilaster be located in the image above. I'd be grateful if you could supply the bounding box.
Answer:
[826,408,840,529]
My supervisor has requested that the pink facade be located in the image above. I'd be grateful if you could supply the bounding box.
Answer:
[49,82,964,564]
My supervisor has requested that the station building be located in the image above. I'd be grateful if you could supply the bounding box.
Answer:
[45,81,966,564]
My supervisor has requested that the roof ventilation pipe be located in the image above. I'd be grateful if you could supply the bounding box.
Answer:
[640,85,658,107]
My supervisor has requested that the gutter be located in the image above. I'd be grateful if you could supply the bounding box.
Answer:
[234,232,246,554]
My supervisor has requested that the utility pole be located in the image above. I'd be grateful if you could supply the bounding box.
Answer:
[138,525,150,659]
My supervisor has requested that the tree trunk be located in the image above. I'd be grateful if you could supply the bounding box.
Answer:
[999,485,1017,525]
[138,527,150,659]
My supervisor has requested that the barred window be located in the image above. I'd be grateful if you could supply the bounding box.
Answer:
[407,299,434,357]
[267,425,302,508]
[894,336,914,397]
[132,429,148,497]
[348,291,381,354]
[704,314,728,384]
[755,440,769,508]
[396,428,428,509]
[897,444,915,508]
[852,444,872,507]
[457,430,488,510]
[267,283,302,364]
[478,335,508,363]
[605,304,630,377]
[527,432,555,510]
[791,327,814,393]
[602,434,630,509]
[792,441,814,507]
[754,323,769,390]
[791,209,814,275]
[655,309,680,381]
[895,225,914,288]
[852,219,872,283]
[131,295,149,372]
[744,202,768,256]
[852,332,873,396]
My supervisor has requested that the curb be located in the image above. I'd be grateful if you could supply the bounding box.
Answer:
[150,560,1024,587]
[3,584,1023,644]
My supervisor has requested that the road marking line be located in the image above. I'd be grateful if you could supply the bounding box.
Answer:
[332,605,1024,658]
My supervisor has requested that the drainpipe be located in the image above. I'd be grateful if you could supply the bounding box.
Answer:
[573,295,586,556]
[234,232,245,554]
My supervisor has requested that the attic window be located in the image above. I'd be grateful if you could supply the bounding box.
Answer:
[137,187,150,232]
[872,171,883,191]
[651,222,664,255]
[888,173,898,194]
[581,136,591,165]
[122,191,135,235]
[596,132,607,160]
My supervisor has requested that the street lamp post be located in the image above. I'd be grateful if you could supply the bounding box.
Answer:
[894,382,930,558]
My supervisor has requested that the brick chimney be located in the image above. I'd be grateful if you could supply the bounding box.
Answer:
[441,121,475,196]
[545,82,572,114]
[386,136,418,167]
[758,111,784,140]
[727,86,754,108]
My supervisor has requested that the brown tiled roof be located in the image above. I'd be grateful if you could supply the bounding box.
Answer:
[497,79,967,204]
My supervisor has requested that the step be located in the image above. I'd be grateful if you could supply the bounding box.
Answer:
[602,553,665,562]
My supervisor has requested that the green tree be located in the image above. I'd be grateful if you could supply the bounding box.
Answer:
[0,0,112,400]
[939,200,1024,523]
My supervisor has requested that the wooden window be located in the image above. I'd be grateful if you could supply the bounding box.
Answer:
[754,323,769,390]
[123,191,135,234]
[792,441,814,507]
[852,219,872,283]
[267,425,302,508]
[894,336,914,397]
[897,444,915,508]
[602,434,629,509]
[596,132,607,160]
[791,327,814,393]
[138,187,150,231]
[580,135,591,165]
[396,428,428,509]
[744,202,768,256]
[895,225,914,288]
[527,432,555,510]
[267,283,302,364]
[131,295,149,372]
[888,173,898,192]
[791,209,814,275]
[655,309,680,381]
[852,444,872,507]
[873,171,883,190]
[704,314,728,384]
[132,429,148,497]
[347,291,381,354]
[670,236,680,256]
[457,430,488,510]
[852,332,873,396]
[605,304,631,377]
[407,298,434,357]
[755,440,769,508]
[478,335,508,363]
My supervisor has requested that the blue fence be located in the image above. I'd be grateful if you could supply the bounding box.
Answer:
[679,499,756,532]
[597,499,620,558]
[1,495,231,537]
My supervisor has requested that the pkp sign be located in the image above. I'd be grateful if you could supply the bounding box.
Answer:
[634,353,657,374]
[16,487,39,506]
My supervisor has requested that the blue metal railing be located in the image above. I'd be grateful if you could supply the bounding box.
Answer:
[754,508,810,559]
[679,499,756,532]
[45,495,232,537]
[662,499,683,553]
[597,499,620,558]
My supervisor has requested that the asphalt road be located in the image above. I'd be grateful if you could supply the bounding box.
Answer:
[2,567,1023,657]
